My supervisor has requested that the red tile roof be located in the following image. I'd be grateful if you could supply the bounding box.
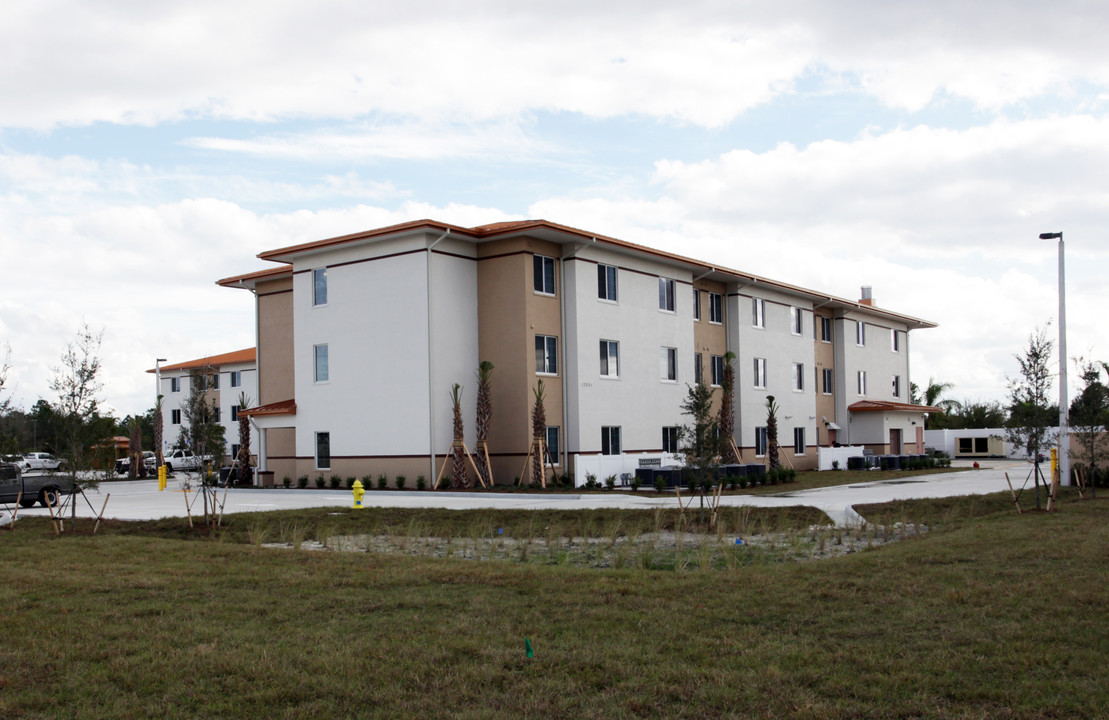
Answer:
[148,348,256,374]
[240,399,296,417]
[848,400,942,413]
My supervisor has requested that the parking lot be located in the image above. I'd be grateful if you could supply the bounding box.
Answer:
[3,460,1038,527]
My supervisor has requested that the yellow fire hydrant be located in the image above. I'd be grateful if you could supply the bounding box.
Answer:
[351,479,365,509]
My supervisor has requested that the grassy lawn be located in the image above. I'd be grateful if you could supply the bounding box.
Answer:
[1,494,1105,719]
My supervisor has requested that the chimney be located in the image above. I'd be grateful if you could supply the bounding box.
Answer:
[859,286,873,306]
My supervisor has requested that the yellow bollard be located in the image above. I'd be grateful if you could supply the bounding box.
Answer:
[351,479,365,509]
[158,465,167,491]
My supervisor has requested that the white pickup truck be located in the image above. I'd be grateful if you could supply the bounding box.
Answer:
[163,449,213,473]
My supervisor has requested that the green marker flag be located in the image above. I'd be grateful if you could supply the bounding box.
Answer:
[525,638,534,658]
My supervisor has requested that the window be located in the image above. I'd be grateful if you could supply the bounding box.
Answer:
[213,407,221,423]
[793,362,804,391]
[822,368,833,395]
[598,264,617,301]
[314,344,329,382]
[315,432,330,470]
[231,443,240,460]
[533,255,556,295]
[694,353,703,385]
[230,370,241,388]
[168,377,180,393]
[601,426,621,455]
[793,427,806,455]
[820,316,832,343]
[211,374,220,390]
[892,375,902,398]
[313,268,328,306]
[891,329,900,352]
[658,277,675,312]
[171,409,181,425]
[546,426,560,463]
[753,357,767,389]
[755,426,768,456]
[600,340,620,378]
[660,347,677,382]
[752,297,765,328]
[710,355,725,386]
[709,293,723,324]
[856,321,866,347]
[231,405,240,422]
[535,335,558,375]
[662,426,680,454]
[791,306,803,335]
[693,289,702,320]
[857,371,867,396]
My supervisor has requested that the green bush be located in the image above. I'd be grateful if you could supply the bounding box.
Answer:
[282,476,292,488]
[346,477,356,489]
[655,477,666,493]
[416,475,426,491]
[630,476,641,492]
[604,475,617,491]
[395,475,407,490]
[329,475,342,489]
[297,475,309,489]
[377,474,388,490]
[315,476,326,488]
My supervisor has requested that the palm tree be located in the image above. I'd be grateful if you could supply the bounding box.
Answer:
[236,392,253,484]
[766,395,781,470]
[530,380,547,487]
[922,377,960,429]
[450,384,468,488]
[128,417,144,480]
[153,395,164,469]
[717,351,737,462]
[473,361,494,485]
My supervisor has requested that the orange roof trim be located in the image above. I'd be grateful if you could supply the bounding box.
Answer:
[240,399,296,417]
[148,348,256,374]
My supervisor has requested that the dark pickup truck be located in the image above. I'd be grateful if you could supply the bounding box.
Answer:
[0,462,73,508]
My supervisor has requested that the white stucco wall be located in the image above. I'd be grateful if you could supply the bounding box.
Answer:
[564,249,691,454]
[158,363,259,461]
[834,312,912,445]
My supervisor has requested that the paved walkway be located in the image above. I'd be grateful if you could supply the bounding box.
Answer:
[6,460,1041,527]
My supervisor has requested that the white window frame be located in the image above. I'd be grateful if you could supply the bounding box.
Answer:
[752,297,765,328]
[314,344,329,383]
[535,335,558,375]
[820,316,832,343]
[660,347,677,382]
[658,277,675,312]
[601,426,621,455]
[753,357,767,389]
[793,427,806,455]
[856,321,866,347]
[312,268,328,307]
[709,292,723,324]
[893,375,902,398]
[598,264,617,302]
[600,340,620,378]
[793,362,804,392]
[170,377,180,393]
[857,370,867,396]
[533,255,556,296]
[755,426,768,457]
[315,431,330,470]
[891,329,900,353]
[546,426,560,464]
[822,368,833,395]
[710,355,725,387]
[230,405,240,422]
[171,409,181,425]
[791,306,803,335]
[230,370,241,388]
[662,426,680,454]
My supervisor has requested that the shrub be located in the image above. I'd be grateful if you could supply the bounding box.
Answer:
[282,476,292,488]
[416,475,426,491]
[655,477,666,493]
[297,475,309,489]
[832,460,840,471]
[395,475,407,490]
[584,472,599,489]
[361,475,372,489]
[377,474,388,490]
[630,476,641,492]
[314,476,325,488]
[329,475,342,489]
[346,477,356,489]
[604,475,617,491]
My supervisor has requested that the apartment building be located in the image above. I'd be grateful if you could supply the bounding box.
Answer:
[217,219,937,484]
[152,349,260,464]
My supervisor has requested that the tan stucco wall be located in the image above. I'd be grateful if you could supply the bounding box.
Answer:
[256,277,294,406]
[813,310,836,446]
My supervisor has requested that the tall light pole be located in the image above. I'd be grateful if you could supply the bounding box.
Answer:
[1039,232,1068,486]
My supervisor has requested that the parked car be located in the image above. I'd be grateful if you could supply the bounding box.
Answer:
[116,451,157,475]
[21,452,65,472]
[0,461,74,508]
[163,449,212,473]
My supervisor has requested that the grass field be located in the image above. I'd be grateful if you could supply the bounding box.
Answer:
[1,493,1105,719]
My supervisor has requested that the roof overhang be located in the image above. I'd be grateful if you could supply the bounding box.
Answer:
[240,399,297,417]
[147,348,256,374]
[848,401,943,414]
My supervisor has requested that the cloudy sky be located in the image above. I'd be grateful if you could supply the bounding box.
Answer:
[2,0,1107,418]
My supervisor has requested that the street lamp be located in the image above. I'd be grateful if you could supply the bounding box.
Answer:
[1039,232,1068,486]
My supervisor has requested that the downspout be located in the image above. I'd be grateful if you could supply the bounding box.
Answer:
[426,229,451,482]
[560,238,595,473]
